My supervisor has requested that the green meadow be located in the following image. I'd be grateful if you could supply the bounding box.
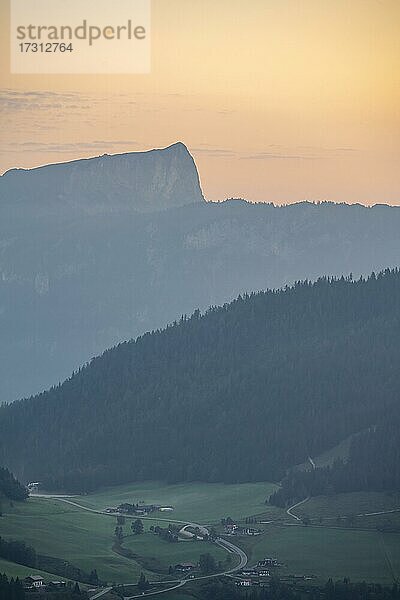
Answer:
[0,558,60,582]
[0,481,275,584]
[296,491,400,523]
[1,482,399,587]
[0,497,155,584]
[123,533,229,574]
[238,524,400,584]
[77,480,279,524]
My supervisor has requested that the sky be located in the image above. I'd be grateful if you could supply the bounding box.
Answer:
[0,0,399,204]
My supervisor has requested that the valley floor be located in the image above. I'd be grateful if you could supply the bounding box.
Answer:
[0,482,399,596]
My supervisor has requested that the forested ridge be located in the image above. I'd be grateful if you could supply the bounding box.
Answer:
[0,269,399,492]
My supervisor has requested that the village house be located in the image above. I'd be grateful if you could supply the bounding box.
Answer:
[241,527,262,536]
[240,569,258,578]
[24,575,44,589]
[225,523,262,536]
[26,482,40,493]
[174,562,196,572]
[236,579,252,587]
[224,522,238,534]
[117,502,164,515]
[48,581,67,589]
[257,569,270,577]
[258,557,279,567]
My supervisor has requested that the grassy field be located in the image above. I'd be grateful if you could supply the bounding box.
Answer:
[0,497,156,584]
[381,533,400,579]
[0,558,61,582]
[77,481,279,524]
[295,491,400,526]
[123,533,229,573]
[237,524,400,584]
[0,481,274,585]
[312,437,352,469]
[1,482,399,588]
[296,431,368,472]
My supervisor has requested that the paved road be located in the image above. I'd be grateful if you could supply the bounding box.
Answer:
[357,508,400,517]
[125,580,187,599]
[90,587,113,599]
[286,497,310,521]
[311,508,400,523]
[215,537,248,572]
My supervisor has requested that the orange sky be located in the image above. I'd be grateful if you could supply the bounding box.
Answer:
[0,0,399,204]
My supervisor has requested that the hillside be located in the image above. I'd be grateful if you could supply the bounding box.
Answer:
[270,413,400,507]
[1,143,400,402]
[0,269,399,491]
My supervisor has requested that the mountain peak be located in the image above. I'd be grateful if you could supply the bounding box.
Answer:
[165,141,188,151]
[0,143,205,215]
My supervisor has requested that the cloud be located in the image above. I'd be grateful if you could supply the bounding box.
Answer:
[190,144,357,161]
[241,152,321,160]
[0,89,105,113]
[240,146,358,160]
[191,146,237,158]
[3,140,139,154]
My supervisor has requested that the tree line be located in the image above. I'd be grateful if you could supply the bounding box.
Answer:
[0,467,28,501]
[0,537,36,568]
[0,536,101,587]
[203,579,400,600]
[0,573,24,600]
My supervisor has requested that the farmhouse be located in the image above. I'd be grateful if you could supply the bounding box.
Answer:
[133,508,148,515]
[25,575,44,588]
[135,504,158,514]
[48,581,67,589]
[27,482,40,493]
[174,562,196,572]
[117,502,165,515]
[236,579,252,587]
[258,557,279,567]
[240,569,258,577]
[241,527,262,536]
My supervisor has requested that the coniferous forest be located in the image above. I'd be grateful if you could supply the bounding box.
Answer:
[0,269,399,493]
[0,467,28,502]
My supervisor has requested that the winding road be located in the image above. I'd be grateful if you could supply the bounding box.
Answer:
[34,495,248,599]
[286,497,310,521]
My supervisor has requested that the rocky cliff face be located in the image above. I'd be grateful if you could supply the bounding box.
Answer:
[0,142,204,215]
